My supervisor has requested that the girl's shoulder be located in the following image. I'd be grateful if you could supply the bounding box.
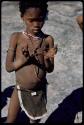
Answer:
[10,32,24,43]
[9,32,24,46]
[43,33,54,44]
[10,31,22,39]
[43,32,53,40]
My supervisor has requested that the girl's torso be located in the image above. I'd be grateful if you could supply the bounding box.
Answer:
[15,31,49,89]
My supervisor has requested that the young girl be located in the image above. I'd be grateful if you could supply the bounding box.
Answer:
[5,0,57,123]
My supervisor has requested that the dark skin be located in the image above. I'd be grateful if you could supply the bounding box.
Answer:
[5,8,57,123]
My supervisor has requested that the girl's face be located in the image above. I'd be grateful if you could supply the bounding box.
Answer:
[22,8,45,35]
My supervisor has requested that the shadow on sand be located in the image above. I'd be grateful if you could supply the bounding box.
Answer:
[1,85,30,123]
[45,87,83,124]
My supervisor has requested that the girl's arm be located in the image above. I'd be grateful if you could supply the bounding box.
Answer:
[44,36,57,73]
[6,32,29,72]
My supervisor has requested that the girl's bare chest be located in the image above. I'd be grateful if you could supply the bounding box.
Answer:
[17,37,47,55]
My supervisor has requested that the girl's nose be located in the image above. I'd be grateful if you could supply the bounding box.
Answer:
[33,21,39,27]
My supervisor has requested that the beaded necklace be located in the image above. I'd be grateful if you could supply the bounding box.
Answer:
[23,31,41,40]
[23,31,43,55]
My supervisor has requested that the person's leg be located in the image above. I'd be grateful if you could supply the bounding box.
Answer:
[5,87,20,123]
[76,15,83,30]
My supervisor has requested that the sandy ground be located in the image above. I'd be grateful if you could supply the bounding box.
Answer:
[1,1,83,123]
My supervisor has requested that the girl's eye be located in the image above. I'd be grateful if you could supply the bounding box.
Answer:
[28,18,44,22]
[37,18,44,22]
[29,20,33,22]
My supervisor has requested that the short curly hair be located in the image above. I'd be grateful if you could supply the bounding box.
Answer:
[19,0,48,18]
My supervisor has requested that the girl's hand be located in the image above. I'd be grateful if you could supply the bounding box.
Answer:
[14,53,29,70]
[22,47,29,59]
[21,43,30,60]
[44,44,58,59]
[14,45,30,69]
